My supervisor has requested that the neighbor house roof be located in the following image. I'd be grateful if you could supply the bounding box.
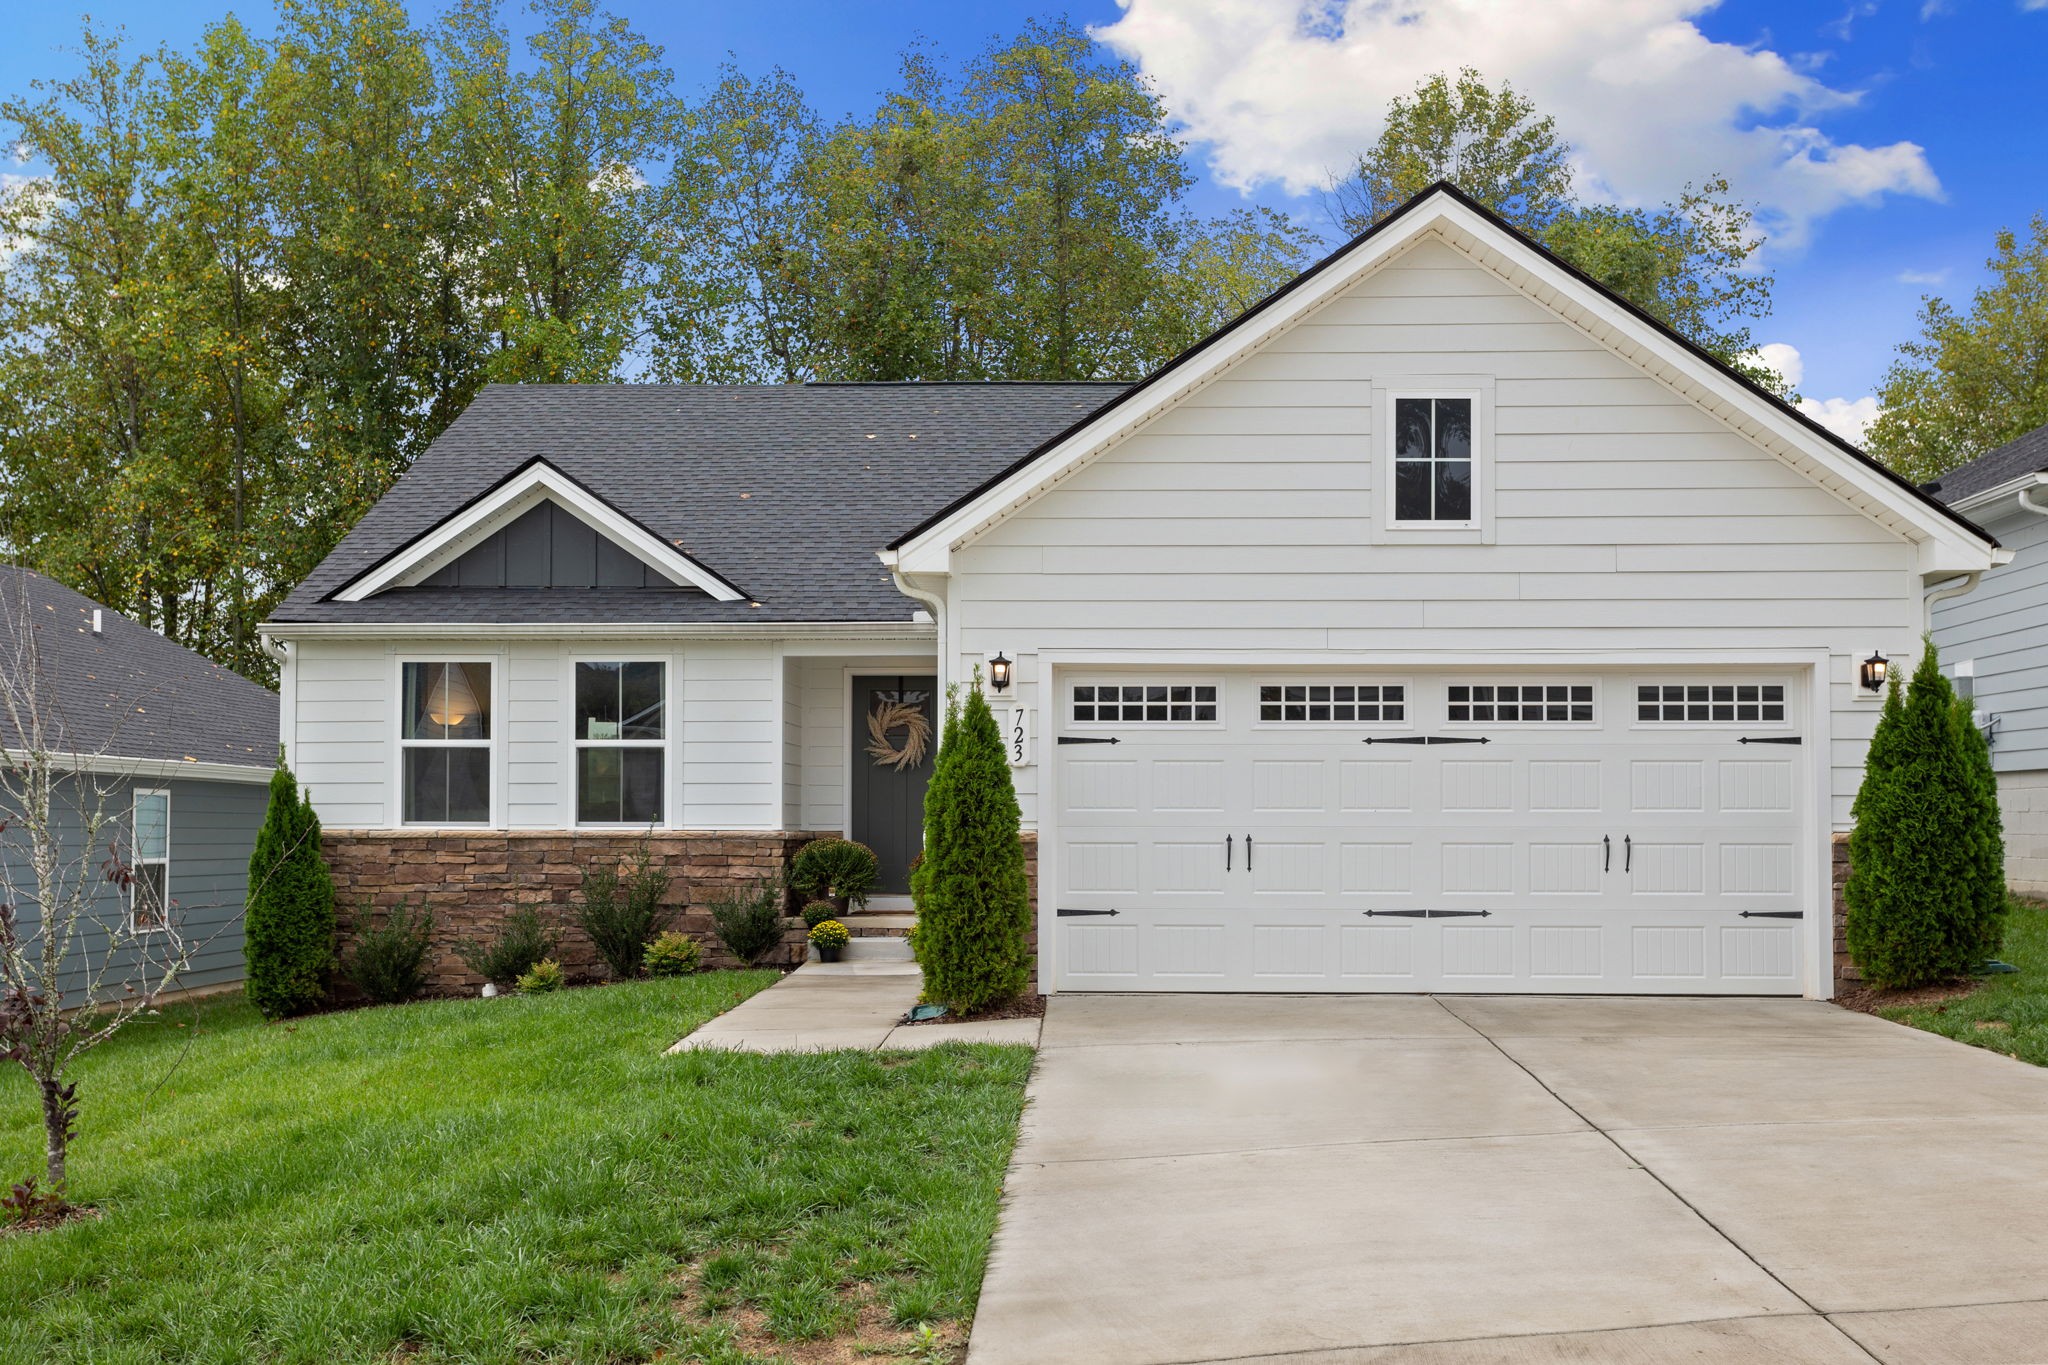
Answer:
[1924,422,2048,509]
[271,382,1127,626]
[0,568,277,773]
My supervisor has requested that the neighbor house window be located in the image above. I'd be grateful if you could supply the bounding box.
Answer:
[402,661,492,824]
[130,788,169,931]
[1392,396,1475,524]
[575,661,665,824]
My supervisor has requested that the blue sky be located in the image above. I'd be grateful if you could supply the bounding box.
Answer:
[5,0,2043,438]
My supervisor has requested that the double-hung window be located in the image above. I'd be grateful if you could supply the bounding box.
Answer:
[402,661,493,824]
[575,661,665,825]
[130,788,169,930]
[1393,396,1475,525]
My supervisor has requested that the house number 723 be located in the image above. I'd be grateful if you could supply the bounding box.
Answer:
[1003,706,1031,768]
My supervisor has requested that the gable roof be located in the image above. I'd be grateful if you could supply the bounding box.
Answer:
[1925,421,2048,511]
[0,568,277,772]
[270,382,1126,627]
[884,181,1998,576]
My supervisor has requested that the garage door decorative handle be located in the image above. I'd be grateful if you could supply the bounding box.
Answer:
[1738,735,1802,745]
[1056,908,1120,917]
[1362,735,1491,745]
[1226,834,1232,871]
[1363,909,1493,918]
[1738,910,1804,919]
[1604,835,1611,872]
[1057,735,1120,745]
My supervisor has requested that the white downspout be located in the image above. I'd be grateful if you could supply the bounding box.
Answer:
[1924,571,1983,634]
[889,567,948,733]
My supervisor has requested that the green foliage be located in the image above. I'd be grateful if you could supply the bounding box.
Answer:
[456,906,560,987]
[1327,70,1776,385]
[1847,641,2009,988]
[243,765,337,1020]
[1868,216,2048,482]
[1881,896,2048,1065]
[808,919,850,949]
[709,877,786,964]
[642,929,701,977]
[801,899,842,929]
[573,842,675,979]
[789,838,878,910]
[343,897,435,1005]
[515,958,566,994]
[912,681,1031,1012]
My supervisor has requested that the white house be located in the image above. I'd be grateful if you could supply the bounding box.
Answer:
[1928,421,2048,894]
[264,184,2002,999]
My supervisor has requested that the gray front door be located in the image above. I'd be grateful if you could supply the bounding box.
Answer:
[850,675,937,895]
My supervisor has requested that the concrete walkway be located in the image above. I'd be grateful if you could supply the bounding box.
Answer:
[666,960,1042,1053]
[968,995,2048,1365]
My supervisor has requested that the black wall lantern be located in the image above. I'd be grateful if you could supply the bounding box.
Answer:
[1860,650,1890,693]
[988,652,1012,693]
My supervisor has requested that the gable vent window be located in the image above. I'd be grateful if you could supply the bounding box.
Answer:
[1449,683,1593,724]
[575,661,666,824]
[1393,397,1474,524]
[402,661,493,824]
[1072,683,1218,724]
[1260,683,1405,723]
[1638,683,1785,724]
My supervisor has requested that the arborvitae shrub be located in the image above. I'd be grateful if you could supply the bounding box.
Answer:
[1847,640,2008,987]
[244,764,337,1019]
[911,681,1031,1012]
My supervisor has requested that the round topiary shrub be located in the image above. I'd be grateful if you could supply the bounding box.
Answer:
[789,838,878,911]
[644,930,702,977]
[801,899,841,929]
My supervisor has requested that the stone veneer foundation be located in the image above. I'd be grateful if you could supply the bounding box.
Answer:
[1832,831,1857,993]
[325,829,1047,996]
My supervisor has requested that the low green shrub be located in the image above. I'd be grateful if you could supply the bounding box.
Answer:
[515,958,565,994]
[710,877,786,964]
[575,843,675,979]
[801,899,841,929]
[789,837,878,911]
[644,930,702,977]
[456,906,559,987]
[344,897,435,1004]
[808,919,850,949]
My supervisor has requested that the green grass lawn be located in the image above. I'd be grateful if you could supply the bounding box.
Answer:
[1880,896,2048,1066]
[0,975,1034,1363]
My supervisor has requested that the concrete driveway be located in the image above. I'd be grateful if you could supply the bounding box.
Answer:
[967,995,2048,1365]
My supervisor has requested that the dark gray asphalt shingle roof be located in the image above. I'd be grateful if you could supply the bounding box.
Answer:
[0,568,277,769]
[1926,422,2048,507]
[274,383,1130,625]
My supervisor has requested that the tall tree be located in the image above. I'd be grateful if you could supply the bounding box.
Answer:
[1328,69,1780,388]
[1866,218,2048,484]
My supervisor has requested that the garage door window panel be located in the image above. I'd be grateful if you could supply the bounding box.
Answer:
[1635,683,1787,725]
[1446,683,1595,725]
[1258,682,1408,725]
[1071,682,1219,726]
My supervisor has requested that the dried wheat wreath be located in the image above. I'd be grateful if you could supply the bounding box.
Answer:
[865,698,932,771]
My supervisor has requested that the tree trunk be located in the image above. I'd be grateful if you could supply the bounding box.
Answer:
[41,1077,69,1192]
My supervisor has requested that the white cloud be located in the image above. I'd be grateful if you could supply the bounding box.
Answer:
[1897,267,1949,285]
[1800,394,1881,445]
[2023,0,2048,12]
[1754,342,1804,388]
[1093,0,1943,248]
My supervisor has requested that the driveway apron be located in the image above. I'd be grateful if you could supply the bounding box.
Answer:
[967,995,2048,1365]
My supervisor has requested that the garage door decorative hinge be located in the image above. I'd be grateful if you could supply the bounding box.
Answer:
[1737,910,1804,919]
[1363,908,1493,918]
[1362,735,1491,745]
[1057,735,1120,745]
[1055,908,1120,917]
[1737,735,1802,745]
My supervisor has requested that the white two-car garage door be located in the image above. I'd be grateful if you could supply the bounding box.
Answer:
[1050,671,1809,994]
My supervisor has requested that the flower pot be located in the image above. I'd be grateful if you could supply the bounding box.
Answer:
[817,943,844,963]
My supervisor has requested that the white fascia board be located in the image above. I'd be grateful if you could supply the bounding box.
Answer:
[1947,472,2048,516]
[890,190,1997,577]
[335,462,745,602]
[260,620,935,642]
[8,750,276,785]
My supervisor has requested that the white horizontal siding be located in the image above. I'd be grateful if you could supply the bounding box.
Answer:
[950,237,1920,832]
[1933,508,2048,773]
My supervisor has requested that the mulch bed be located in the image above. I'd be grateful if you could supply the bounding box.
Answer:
[1835,977,1982,1015]
[0,1203,100,1238]
[898,993,1048,1027]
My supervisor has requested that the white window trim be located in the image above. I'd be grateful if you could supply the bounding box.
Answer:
[1440,678,1602,728]
[1251,677,1415,730]
[1627,678,1797,731]
[1066,678,1226,729]
[568,655,672,829]
[394,656,501,828]
[129,787,170,934]
[1371,376,1496,545]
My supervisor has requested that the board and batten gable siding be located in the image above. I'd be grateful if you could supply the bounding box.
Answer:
[0,774,267,1002]
[947,237,1920,831]
[287,636,782,830]
[1932,505,2048,773]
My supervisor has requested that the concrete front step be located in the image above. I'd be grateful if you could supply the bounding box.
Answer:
[840,912,916,937]
[810,935,914,963]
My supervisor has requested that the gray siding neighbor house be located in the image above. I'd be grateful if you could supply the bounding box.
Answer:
[1930,422,2048,895]
[0,568,277,1002]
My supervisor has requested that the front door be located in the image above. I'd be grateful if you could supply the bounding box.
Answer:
[850,675,938,896]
